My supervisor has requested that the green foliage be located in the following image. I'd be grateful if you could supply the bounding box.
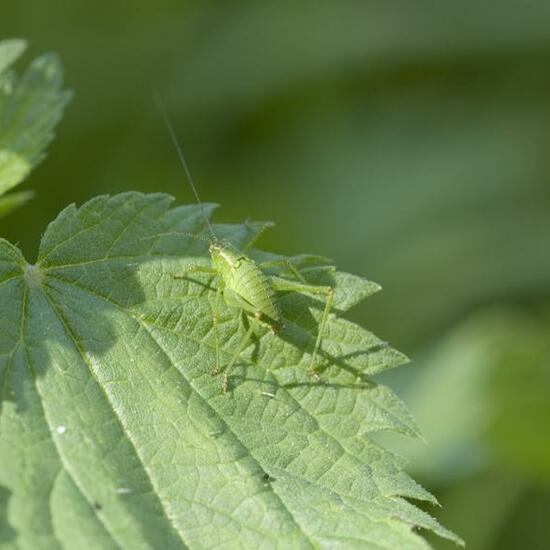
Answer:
[1,3,548,547]
[0,31,465,549]
[0,192,461,548]
[396,308,550,486]
[388,308,550,549]
[0,38,71,217]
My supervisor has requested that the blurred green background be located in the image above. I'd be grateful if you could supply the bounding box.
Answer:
[2,2,550,548]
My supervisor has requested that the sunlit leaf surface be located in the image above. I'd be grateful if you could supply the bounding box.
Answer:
[0,192,461,548]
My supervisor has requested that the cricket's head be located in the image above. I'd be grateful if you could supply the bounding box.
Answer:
[209,241,239,272]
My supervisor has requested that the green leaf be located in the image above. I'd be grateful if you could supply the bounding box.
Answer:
[0,38,71,211]
[0,190,34,218]
[0,192,462,548]
[392,307,550,486]
[0,39,26,75]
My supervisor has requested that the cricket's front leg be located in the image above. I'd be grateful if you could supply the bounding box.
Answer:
[209,284,223,378]
[173,264,218,279]
[221,312,255,393]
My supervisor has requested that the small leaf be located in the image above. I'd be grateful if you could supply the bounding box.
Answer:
[0,190,34,218]
[0,39,71,197]
[0,39,27,75]
[0,192,462,548]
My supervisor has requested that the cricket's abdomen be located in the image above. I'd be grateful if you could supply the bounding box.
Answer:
[231,259,281,323]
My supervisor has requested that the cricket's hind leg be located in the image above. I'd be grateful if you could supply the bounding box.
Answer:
[270,277,334,380]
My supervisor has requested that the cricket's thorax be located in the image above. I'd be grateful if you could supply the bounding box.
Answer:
[209,244,281,322]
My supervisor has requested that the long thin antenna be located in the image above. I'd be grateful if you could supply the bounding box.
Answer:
[153,88,217,242]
